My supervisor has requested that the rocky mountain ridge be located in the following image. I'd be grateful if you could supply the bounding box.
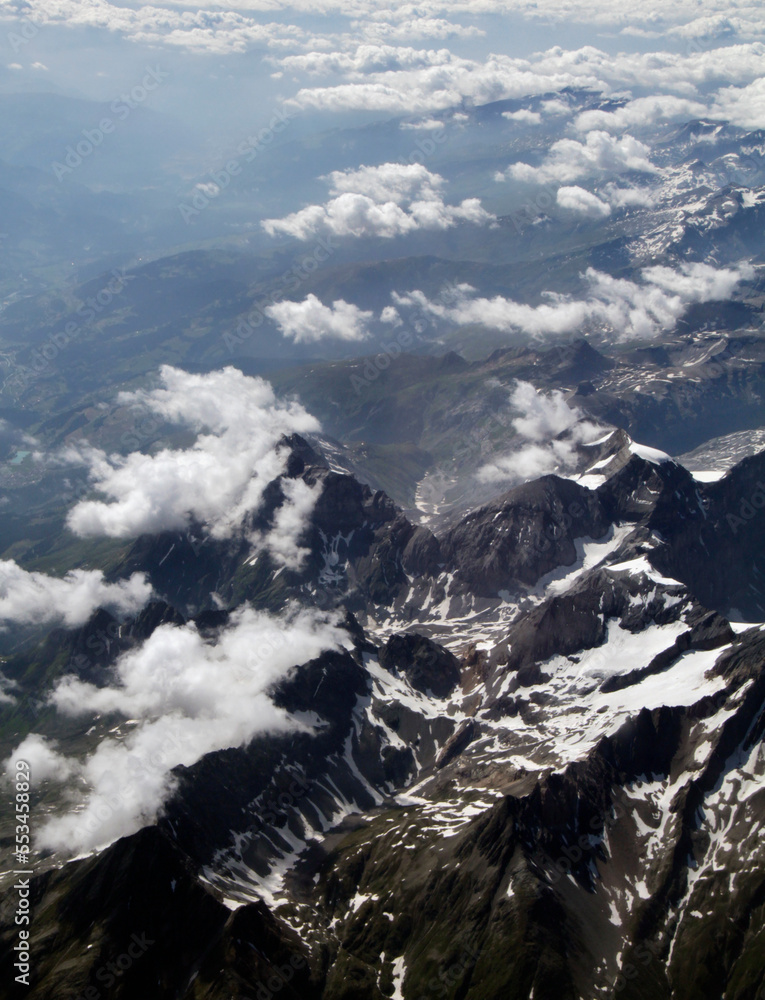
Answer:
[1,435,764,999]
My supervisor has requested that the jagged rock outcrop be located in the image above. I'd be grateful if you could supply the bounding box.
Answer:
[379,632,461,698]
[441,476,610,596]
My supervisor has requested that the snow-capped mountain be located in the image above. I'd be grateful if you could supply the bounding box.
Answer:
[0,10,764,994]
[2,426,763,999]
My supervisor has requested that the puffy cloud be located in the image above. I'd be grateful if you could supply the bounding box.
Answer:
[352,17,485,43]
[502,109,542,124]
[556,182,656,215]
[380,305,403,325]
[478,440,580,483]
[6,0,765,63]
[638,261,754,300]
[394,283,594,339]
[0,0,312,54]
[25,605,350,853]
[286,40,765,117]
[477,381,603,484]
[667,14,749,40]
[0,561,151,628]
[710,77,765,129]
[507,130,659,184]
[411,283,585,335]
[400,117,445,130]
[287,49,604,115]
[393,261,754,342]
[276,44,455,77]
[65,366,320,541]
[556,185,612,217]
[574,95,707,132]
[262,162,494,240]
[327,162,437,201]
[509,380,581,440]
[3,734,77,786]
[0,671,16,706]
[583,263,755,338]
[266,294,372,342]
[16,0,765,37]
[540,97,572,116]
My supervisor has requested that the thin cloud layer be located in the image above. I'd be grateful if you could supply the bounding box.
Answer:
[262,162,494,240]
[8,605,350,853]
[250,478,322,570]
[276,44,457,77]
[0,561,151,628]
[10,0,765,44]
[65,366,321,542]
[266,294,373,342]
[392,261,754,342]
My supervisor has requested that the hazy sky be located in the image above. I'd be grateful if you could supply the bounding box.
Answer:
[1,0,763,145]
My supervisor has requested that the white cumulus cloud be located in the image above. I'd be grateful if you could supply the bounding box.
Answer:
[507,130,659,184]
[3,734,77,786]
[477,381,603,484]
[0,561,151,628]
[262,162,494,240]
[574,95,707,132]
[250,477,322,570]
[266,294,372,342]
[502,108,542,124]
[557,185,612,217]
[9,605,351,854]
[710,77,765,129]
[393,261,754,342]
[65,366,321,542]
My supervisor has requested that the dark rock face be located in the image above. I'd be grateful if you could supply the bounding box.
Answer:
[309,469,397,536]
[106,441,614,617]
[537,338,615,384]
[490,568,690,688]
[309,625,765,1000]
[159,642,371,865]
[379,632,461,698]
[1,600,188,700]
[128,600,186,640]
[650,451,765,619]
[596,453,698,526]
[8,597,764,1000]
[436,719,476,768]
[0,826,318,1000]
[571,333,765,456]
[6,432,765,1000]
[592,448,765,620]
[106,438,764,624]
[156,625,460,871]
[441,476,610,596]
[111,527,235,614]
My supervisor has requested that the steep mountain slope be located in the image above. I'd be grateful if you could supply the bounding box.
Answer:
[267,334,765,514]
[1,437,764,1000]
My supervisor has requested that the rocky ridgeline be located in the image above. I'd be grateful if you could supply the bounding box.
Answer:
[1,440,764,1000]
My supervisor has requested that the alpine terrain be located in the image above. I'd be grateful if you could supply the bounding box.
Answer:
[0,1,764,999]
